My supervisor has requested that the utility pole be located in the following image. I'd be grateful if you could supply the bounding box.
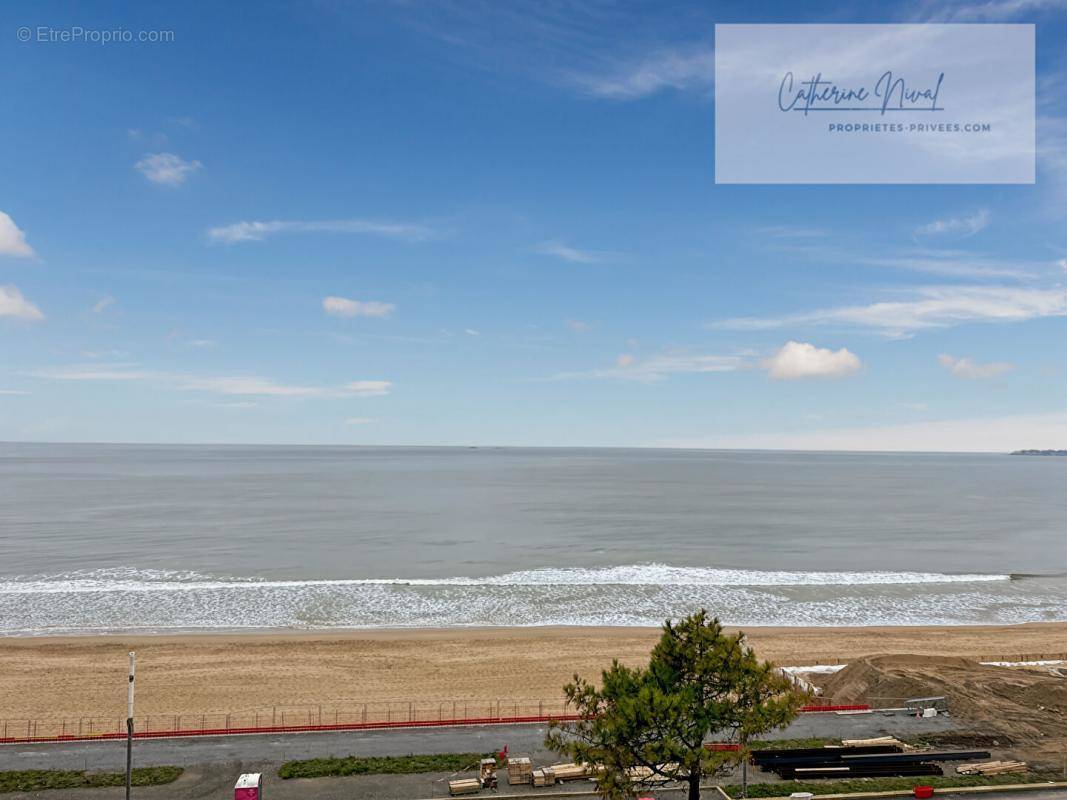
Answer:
[125,652,135,800]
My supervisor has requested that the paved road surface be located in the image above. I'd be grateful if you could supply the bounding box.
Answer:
[0,710,960,771]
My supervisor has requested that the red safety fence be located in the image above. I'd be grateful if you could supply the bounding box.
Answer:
[0,700,871,746]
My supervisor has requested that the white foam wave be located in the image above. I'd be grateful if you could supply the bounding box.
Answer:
[0,564,1010,595]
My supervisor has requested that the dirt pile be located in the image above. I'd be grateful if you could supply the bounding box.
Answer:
[819,655,1067,765]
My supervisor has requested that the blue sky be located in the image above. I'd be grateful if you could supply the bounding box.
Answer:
[2,0,1067,450]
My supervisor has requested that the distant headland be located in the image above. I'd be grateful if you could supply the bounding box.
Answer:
[1010,449,1067,456]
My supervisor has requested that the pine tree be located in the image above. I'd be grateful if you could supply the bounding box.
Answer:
[546,610,808,800]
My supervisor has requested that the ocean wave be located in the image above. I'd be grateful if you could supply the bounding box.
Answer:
[0,564,1012,595]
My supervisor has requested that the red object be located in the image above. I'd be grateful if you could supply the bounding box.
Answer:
[914,785,934,799]
[799,704,871,713]
[706,743,742,751]
[499,744,509,760]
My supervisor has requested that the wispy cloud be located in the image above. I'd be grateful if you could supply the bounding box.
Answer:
[553,351,746,383]
[566,319,593,333]
[33,363,392,398]
[911,0,1067,21]
[761,341,862,380]
[92,295,116,314]
[566,45,713,100]
[323,296,395,318]
[345,417,377,425]
[208,218,436,244]
[535,240,613,264]
[0,211,35,258]
[764,237,1033,279]
[712,286,1067,337]
[938,354,1015,379]
[0,285,44,321]
[756,225,829,239]
[913,209,991,241]
[135,153,202,186]
[377,1,713,101]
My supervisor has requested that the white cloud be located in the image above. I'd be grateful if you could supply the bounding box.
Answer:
[0,285,44,321]
[535,240,611,264]
[568,46,713,100]
[33,364,392,399]
[0,212,35,258]
[208,218,435,244]
[914,0,1067,21]
[344,380,392,397]
[657,410,1067,453]
[35,364,153,381]
[938,354,1015,379]
[464,328,480,336]
[713,286,1067,337]
[179,376,332,397]
[323,296,395,318]
[134,153,202,186]
[554,351,746,382]
[762,341,862,380]
[1058,258,1067,273]
[345,417,376,425]
[913,209,991,240]
[566,319,592,333]
[92,295,116,314]
[0,389,30,396]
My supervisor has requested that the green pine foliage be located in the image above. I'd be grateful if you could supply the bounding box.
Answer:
[546,610,810,800]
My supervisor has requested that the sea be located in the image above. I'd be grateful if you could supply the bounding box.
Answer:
[1,443,1065,635]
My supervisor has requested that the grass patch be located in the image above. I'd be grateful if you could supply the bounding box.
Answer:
[278,752,494,779]
[0,767,182,793]
[723,772,1050,798]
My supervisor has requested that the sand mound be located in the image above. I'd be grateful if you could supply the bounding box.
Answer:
[820,655,1067,764]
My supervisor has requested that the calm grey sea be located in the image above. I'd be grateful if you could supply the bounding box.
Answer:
[1,443,1065,634]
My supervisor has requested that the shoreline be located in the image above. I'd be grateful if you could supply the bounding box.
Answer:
[1,622,1065,722]
[1,619,1066,647]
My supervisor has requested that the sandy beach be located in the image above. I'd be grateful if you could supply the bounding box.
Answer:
[1,623,1065,725]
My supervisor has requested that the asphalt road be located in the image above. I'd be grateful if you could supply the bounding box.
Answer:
[0,710,961,771]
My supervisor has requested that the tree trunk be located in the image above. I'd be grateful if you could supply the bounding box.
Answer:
[688,766,702,800]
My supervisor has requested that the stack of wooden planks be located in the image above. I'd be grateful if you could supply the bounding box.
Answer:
[507,757,533,785]
[448,778,481,796]
[957,760,1027,776]
[842,737,906,748]
[549,762,593,782]
[626,764,678,785]
[532,768,555,787]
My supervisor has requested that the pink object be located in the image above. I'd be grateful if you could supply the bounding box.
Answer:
[235,773,261,800]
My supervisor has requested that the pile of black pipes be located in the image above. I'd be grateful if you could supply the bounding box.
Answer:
[751,747,991,780]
